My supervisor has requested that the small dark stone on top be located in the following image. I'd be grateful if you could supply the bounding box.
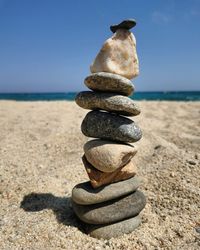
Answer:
[110,19,137,33]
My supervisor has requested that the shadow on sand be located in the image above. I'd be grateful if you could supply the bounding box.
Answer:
[20,192,84,231]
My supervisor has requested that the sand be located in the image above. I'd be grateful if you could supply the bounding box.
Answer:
[0,100,199,250]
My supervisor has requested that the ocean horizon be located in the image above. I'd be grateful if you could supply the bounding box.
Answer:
[0,91,199,101]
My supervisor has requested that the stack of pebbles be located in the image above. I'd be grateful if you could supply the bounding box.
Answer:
[71,19,146,239]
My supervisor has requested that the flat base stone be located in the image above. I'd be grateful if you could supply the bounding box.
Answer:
[72,176,141,205]
[72,190,146,224]
[86,215,141,239]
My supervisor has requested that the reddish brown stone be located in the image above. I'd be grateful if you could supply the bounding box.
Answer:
[82,155,137,188]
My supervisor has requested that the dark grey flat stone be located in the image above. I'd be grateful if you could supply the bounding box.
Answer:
[110,19,137,33]
[75,91,140,116]
[86,215,141,239]
[81,110,142,143]
[84,72,134,96]
[195,227,200,234]
[72,176,141,205]
[72,190,146,224]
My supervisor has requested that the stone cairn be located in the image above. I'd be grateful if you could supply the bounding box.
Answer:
[72,19,146,239]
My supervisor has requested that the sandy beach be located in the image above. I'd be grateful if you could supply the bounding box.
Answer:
[0,100,199,249]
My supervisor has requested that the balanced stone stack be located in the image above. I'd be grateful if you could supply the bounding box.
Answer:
[72,19,146,239]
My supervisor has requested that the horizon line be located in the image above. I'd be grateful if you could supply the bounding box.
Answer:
[0,90,200,94]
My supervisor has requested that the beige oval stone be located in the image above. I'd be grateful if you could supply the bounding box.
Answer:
[90,29,139,79]
[84,139,137,173]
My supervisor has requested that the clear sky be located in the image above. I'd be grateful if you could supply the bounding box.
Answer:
[0,0,200,93]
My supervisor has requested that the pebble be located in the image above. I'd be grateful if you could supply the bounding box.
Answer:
[90,29,139,79]
[75,91,140,116]
[195,227,200,234]
[72,190,146,224]
[87,215,141,239]
[187,160,196,165]
[84,139,137,172]
[72,176,141,205]
[81,111,142,143]
[110,19,137,33]
[84,72,134,96]
[82,155,137,188]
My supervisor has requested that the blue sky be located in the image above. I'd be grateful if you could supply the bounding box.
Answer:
[0,0,200,93]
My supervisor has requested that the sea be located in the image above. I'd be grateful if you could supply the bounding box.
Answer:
[0,91,199,101]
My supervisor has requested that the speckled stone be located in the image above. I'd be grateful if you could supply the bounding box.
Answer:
[75,91,140,116]
[82,155,137,188]
[110,19,137,33]
[72,190,146,224]
[86,215,141,239]
[72,176,141,205]
[81,110,142,143]
[84,72,134,96]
